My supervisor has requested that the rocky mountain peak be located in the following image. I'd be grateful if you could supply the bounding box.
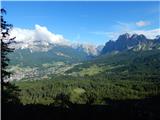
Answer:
[117,33,131,41]
[101,33,160,54]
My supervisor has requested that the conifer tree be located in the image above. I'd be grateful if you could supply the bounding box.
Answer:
[1,8,20,104]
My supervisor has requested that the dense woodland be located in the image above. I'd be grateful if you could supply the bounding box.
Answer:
[12,50,160,106]
[15,75,160,105]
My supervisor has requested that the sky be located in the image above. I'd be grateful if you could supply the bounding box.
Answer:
[2,1,160,46]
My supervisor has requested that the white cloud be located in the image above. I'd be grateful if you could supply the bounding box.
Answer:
[91,28,160,41]
[131,28,160,39]
[106,28,160,40]
[136,20,150,27]
[113,21,136,32]
[9,24,98,55]
[91,21,159,41]
[10,24,71,50]
[90,31,119,40]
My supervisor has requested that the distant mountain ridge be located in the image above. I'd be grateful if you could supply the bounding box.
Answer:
[10,37,100,56]
[7,33,160,81]
[101,33,160,54]
[9,33,160,67]
[8,45,90,67]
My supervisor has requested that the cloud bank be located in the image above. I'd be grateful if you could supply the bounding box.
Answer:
[10,25,98,54]
[10,24,70,50]
[10,24,160,51]
[136,20,150,27]
[92,28,160,41]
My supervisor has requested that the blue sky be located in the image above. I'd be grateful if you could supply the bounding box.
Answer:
[2,1,160,45]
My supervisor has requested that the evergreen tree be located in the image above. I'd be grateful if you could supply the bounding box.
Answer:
[1,8,20,104]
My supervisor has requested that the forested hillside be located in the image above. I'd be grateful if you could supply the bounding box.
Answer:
[66,50,160,81]
[13,50,160,105]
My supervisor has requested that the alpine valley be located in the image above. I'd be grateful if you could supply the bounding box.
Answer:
[3,2,160,120]
[8,33,160,81]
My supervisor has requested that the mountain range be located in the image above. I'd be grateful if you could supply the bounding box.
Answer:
[9,33,160,67]
[9,42,102,67]
[7,33,160,81]
[101,33,160,54]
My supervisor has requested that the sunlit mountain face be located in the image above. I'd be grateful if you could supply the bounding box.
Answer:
[101,33,160,54]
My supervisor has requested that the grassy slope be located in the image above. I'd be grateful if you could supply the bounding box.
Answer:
[66,50,160,80]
